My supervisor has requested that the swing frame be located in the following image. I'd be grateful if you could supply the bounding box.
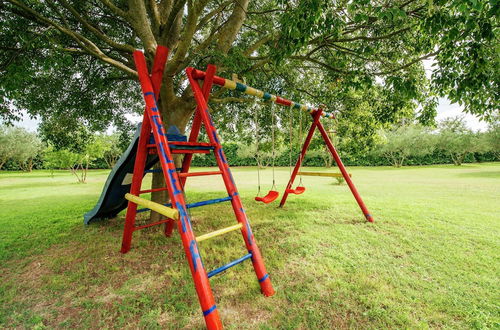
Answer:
[279,110,374,223]
[189,68,373,222]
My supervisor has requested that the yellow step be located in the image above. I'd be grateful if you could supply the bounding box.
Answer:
[196,223,243,242]
[125,193,179,220]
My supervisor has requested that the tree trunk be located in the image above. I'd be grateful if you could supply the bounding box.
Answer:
[149,87,195,223]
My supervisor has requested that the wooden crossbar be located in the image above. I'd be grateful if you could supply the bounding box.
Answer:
[125,193,179,220]
[298,171,352,178]
[196,223,243,242]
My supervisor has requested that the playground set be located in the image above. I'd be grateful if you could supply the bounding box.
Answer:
[85,46,373,329]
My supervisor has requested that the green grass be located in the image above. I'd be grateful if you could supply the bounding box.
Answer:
[0,164,499,329]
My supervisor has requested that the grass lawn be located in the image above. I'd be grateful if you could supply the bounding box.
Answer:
[0,164,499,329]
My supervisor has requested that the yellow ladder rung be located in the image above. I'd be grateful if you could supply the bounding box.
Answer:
[196,223,243,242]
[125,193,179,220]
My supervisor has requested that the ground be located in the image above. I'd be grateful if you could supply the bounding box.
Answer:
[0,164,499,329]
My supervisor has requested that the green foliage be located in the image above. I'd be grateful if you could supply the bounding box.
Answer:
[0,126,43,171]
[275,0,498,118]
[437,117,483,165]
[0,126,16,169]
[424,0,499,117]
[374,125,436,167]
[95,133,124,168]
[43,135,112,182]
[1,0,498,149]
[483,113,500,158]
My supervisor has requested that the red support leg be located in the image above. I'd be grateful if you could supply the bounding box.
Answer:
[187,67,275,297]
[121,47,169,253]
[316,119,374,222]
[121,113,152,253]
[136,54,222,329]
[180,64,217,187]
[279,110,323,208]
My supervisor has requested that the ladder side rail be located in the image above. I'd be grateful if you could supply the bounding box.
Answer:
[279,110,323,208]
[121,47,169,253]
[134,53,222,329]
[186,67,275,297]
[180,65,217,186]
[316,118,374,223]
[121,113,153,253]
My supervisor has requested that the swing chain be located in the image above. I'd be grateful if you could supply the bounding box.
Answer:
[254,101,261,197]
[271,102,277,191]
[298,106,304,186]
[288,104,293,176]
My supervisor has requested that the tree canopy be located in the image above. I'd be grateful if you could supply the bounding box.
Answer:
[1,0,498,136]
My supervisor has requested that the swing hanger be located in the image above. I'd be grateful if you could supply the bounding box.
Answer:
[255,101,279,204]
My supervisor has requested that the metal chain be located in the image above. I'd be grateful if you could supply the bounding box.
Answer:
[298,108,303,186]
[254,102,261,196]
[289,105,293,175]
[271,102,276,190]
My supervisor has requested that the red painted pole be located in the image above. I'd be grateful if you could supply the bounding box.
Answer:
[121,113,151,253]
[121,46,169,253]
[180,64,217,187]
[279,110,323,208]
[316,119,374,222]
[135,54,222,329]
[186,67,275,298]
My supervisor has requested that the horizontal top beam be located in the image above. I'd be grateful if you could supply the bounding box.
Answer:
[190,68,335,120]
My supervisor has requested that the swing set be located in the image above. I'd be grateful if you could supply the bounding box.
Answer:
[190,68,374,223]
[111,47,373,328]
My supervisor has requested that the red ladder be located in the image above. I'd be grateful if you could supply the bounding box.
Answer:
[121,46,274,329]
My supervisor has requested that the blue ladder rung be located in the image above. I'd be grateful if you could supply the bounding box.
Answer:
[136,196,232,213]
[144,169,162,174]
[144,168,182,174]
[207,253,253,278]
[186,196,232,209]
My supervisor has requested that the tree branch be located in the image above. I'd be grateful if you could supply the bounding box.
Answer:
[5,0,136,76]
[217,0,249,53]
[165,0,208,75]
[98,0,128,18]
[374,50,439,75]
[127,0,157,55]
[211,96,255,104]
[57,0,135,54]
[290,55,351,75]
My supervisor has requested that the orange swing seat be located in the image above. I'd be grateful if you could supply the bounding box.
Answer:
[286,186,305,195]
[255,190,279,203]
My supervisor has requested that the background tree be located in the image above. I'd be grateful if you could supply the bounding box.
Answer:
[10,129,43,171]
[0,125,43,171]
[43,147,82,180]
[483,113,500,159]
[94,133,124,168]
[375,124,436,167]
[0,125,16,169]
[1,0,498,218]
[437,116,483,166]
[43,136,107,182]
